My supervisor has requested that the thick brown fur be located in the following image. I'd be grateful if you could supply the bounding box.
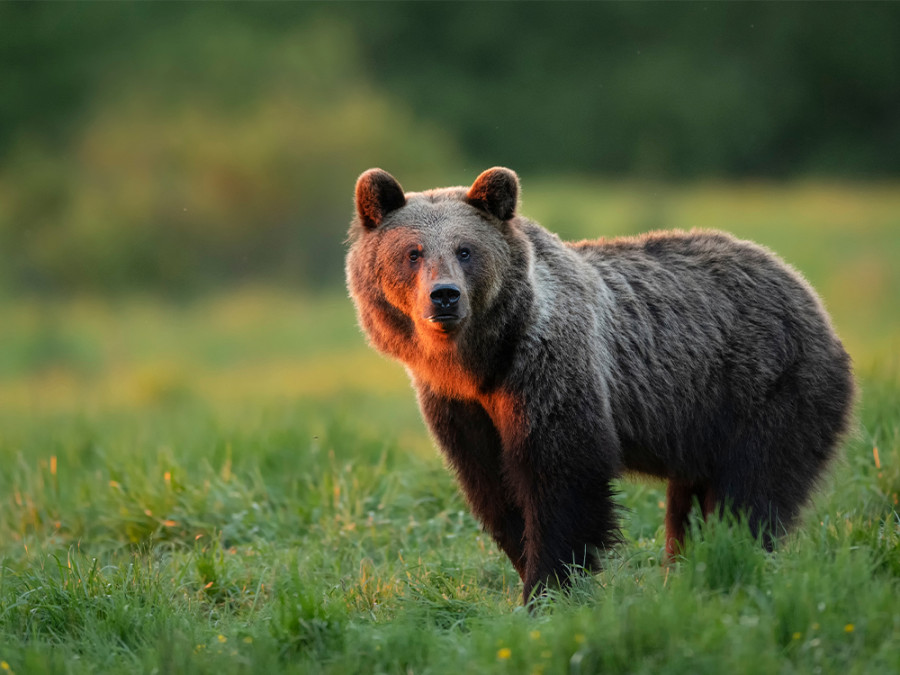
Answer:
[345,167,855,604]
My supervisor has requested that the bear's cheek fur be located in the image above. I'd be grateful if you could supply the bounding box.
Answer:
[364,228,417,313]
[375,255,418,321]
[459,242,508,319]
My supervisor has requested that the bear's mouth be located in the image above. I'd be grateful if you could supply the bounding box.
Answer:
[426,314,464,333]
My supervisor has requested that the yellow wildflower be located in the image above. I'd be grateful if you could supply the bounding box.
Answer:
[497,647,512,660]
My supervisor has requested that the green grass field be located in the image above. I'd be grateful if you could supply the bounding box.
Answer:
[1,182,898,673]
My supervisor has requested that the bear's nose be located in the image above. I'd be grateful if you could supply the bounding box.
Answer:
[430,284,461,309]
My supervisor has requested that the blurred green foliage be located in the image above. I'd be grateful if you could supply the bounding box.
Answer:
[1,3,898,294]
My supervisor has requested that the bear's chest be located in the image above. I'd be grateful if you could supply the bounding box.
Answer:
[413,352,530,451]
[413,350,482,401]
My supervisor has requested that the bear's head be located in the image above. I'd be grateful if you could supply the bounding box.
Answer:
[347,167,521,358]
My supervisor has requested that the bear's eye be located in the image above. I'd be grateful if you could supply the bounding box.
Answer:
[408,249,421,263]
[457,247,471,262]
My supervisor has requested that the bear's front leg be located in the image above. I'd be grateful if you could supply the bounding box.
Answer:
[417,386,528,577]
[504,421,622,604]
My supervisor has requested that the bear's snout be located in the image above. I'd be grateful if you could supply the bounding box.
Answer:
[425,282,467,334]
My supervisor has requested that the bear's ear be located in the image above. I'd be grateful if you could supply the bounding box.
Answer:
[355,169,406,230]
[466,167,519,221]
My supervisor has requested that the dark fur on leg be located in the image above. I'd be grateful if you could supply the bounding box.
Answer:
[417,386,527,576]
[503,416,623,604]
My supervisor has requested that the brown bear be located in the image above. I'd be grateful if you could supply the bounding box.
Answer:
[345,167,855,604]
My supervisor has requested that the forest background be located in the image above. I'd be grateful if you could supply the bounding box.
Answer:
[2,2,898,296]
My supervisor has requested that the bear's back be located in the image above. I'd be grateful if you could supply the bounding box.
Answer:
[569,230,831,345]
[560,229,850,476]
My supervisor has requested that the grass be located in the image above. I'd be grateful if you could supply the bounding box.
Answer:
[1,181,899,673]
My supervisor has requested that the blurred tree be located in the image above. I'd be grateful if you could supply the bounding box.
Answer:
[3,3,898,179]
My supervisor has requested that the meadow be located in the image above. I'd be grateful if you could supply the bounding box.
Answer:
[0,181,898,674]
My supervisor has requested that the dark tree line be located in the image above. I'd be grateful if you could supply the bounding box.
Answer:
[4,3,898,178]
[1,2,897,295]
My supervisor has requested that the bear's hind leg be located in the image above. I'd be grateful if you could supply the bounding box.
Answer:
[711,442,807,551]
[664,479,710,560]
[711,352,852,549]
